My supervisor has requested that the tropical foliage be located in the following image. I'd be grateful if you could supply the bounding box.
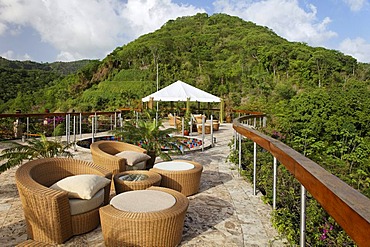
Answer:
[1,13,369,114]
[0,134,73,172]
[228,77,370,245]
[110,111,184,161]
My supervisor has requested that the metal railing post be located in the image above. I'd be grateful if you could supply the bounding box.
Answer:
[253,142,257,195]
[211,115,214,146]
[91,115,95,143]
[114,112,117,129]
[73,115,77,150]
[300,185,307,246]
[273,157,277,210]
[79,113,82,139]
[201,116,205,152]
[26,117,29,139]
[238,133,242,175]
[234,129,237,151]
[65,114,70,144]
[119,113,123,128]
[94,112,97,134]
[53,116,56,139]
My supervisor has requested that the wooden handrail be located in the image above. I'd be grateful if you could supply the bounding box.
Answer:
[233,115,370,247]
[0,111,129,118]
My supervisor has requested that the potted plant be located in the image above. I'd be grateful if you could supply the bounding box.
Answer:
[110,111,185,169]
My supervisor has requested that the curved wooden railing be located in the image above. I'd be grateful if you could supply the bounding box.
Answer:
[233,114,370,246]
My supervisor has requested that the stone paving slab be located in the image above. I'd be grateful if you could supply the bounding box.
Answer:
[0,123,288,246]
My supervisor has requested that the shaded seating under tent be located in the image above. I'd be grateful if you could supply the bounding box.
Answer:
[142,80,224,124]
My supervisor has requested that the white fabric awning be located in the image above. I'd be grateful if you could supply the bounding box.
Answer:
[142,80,221,103]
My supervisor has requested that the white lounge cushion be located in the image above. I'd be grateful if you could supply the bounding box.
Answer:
[126,160,146,170]
[153,161,194,171]
[110,190,176,213]
[115,151,151,166]
[69,188,105,215]
[50,174,110,199]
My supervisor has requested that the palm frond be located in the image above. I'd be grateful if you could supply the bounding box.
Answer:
[0,134,73,173]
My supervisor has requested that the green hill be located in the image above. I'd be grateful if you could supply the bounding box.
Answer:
[1,13,369,113]
[0,57,92,110]
[1,13,370,246]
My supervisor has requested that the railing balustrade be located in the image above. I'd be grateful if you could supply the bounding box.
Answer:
[233,114,370,247]
[0,111,125,142]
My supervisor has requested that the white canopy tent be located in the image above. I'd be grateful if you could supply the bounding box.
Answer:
[142,80,221,103]
[142,80,224,122]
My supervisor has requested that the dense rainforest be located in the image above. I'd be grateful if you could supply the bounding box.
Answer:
[0,58,92,110]
[1,13,369,245]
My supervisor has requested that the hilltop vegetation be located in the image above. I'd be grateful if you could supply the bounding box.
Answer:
[1,13,370,246]
[1,13,369,113]
[0,58,92,111]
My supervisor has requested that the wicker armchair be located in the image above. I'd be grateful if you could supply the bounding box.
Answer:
[90,141,147,174]
[15,158,112,244]
[168,113,182,126]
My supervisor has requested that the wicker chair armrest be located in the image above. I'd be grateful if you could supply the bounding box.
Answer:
[16,176,72,243]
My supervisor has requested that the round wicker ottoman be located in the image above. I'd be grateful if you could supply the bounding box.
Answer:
[113,170,162,194]
[150,160,203,196]
[99,186,189,247]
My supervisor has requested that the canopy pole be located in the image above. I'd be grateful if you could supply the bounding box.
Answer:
[186,98,190,115]
[220,98,224,124]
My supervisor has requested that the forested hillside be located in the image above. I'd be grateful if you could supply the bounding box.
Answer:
[0,58,92,110]
[1,13,370,245]
[2,13,369,113]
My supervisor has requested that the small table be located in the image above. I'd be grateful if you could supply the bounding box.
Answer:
[113,170,162,194]
[99,187,189,247]
[150,160,203,196]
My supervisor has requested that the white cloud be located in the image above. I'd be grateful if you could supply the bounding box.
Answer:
[0,22,7,35]
[0,0,204,61]
[121,0,204,37]
[343,0,367,11]
[339,37,370,63]
[213,0,337,46]
[1,50,32,60]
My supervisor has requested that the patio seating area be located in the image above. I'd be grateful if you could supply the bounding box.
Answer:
[0,123,288,246]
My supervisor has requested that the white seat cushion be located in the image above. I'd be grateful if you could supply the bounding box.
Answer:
[126,160,146,170]
[69,188,105,215]
[110,190,176,213]
[50,174,110,199]
[115,151,151,166]
[153,161,194,171]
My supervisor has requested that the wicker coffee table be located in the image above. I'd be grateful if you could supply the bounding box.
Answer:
[150,160,203,196]
[113,170,162,194]
[100,187,189,247]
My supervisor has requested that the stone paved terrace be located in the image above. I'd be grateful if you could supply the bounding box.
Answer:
[0,123,288,246]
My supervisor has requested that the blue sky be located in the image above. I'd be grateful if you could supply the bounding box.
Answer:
[0,0,369,63]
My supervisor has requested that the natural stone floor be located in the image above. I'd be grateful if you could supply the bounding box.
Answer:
[0,123,288,246]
